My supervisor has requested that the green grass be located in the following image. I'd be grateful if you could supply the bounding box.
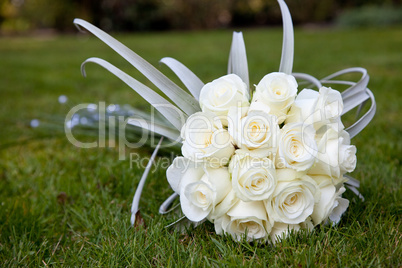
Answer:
[0,26,401,266]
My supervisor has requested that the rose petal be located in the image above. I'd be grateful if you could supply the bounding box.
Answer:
[167,157,204,194]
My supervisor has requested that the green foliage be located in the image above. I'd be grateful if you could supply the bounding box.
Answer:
[1,0,401,32]
[0,0,79,32]
[336,5,402,28]
[0,27,401,266]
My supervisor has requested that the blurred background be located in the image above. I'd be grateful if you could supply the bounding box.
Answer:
[1,0,402,34]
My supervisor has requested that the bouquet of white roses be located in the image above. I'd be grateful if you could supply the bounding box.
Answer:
[166,71,356,243]
[73,0,375,244]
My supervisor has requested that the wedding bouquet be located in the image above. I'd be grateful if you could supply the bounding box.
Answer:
[167,73,357,243]
[74,0,375,243]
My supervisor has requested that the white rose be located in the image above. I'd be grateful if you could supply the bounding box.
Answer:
[277,122,317,172]
[167,157,203,194]
[270,218,313,243]
[229,153,277,201]
[209,190,238,221]
[199,74,249,126]
[214,200,272,242]
[252,72,298,123]
[166,157,232,222]
[265,169,319,224]
[310,175,350,226]
[286,87,344,132]
[228,107,280,156]
[181,111,235,167]
[328,190,349,225]
[308,129,357,179]
[338,132,357,174]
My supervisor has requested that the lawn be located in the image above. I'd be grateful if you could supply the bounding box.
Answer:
[0,25,401,266]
